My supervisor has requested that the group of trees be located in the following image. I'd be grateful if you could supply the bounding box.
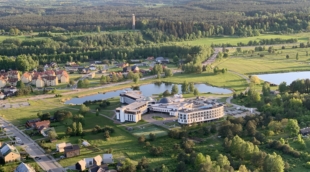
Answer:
[181,81,199,95]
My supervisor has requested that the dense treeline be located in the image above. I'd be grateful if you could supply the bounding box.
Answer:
[0,45,210,71]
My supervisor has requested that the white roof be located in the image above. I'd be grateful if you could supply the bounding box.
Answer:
[14,162,35,172]
[82,140,90,146]
[84,158,93,167]
[103,154,113,159]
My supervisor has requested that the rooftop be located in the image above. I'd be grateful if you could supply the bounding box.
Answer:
[64,145,80,152]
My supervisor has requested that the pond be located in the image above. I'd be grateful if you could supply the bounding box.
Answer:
[65,82,232,105]
[256,71,310,85]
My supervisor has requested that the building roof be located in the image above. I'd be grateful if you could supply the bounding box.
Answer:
[44,76,57,81]
[64,145,80,153]
[22,72,31,78]
[143,96,154,102]
[93,155,102,164]
[77,159,86,168]
[8,78,18,83]
[0,143,19,157]
[14,162,35,172]
[89,165,108,172]
[82,140,91,147]
[159,97,172,104]
[34,120,50,129]
[300,127,310,134]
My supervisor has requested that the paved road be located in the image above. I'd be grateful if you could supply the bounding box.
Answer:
[202,48,222,66]
[0,117,65,172]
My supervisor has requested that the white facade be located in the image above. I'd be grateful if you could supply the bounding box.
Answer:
[116,101,148,122]
[178,105,224,124]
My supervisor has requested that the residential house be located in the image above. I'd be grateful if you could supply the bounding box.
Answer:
[93,155,102,166]
[75,159,86,171]
[3,86,17,94]
[25,119,40,128]
[78,67,90,74]
[87,73,95,79]
[94,61,102,64]
[122,65,139,73]
[146,57,154,61]
[88,164,108,172]
[130,59,141,63]
[44,76,58,86]
[8,78,18,86]
[56,142,72,153]
[155,57,169,64]
[116,63,129,68]
[7,70,20,80]
[55,70,70,83]
[0,78,6,88]
[34,120,50,130]
[102,154,113,164]
[64,145,80,158]
[35,75,45,88]
[14,162,35,172]
[82,140,91,147]
[89,65,96,71]
[0,92,5,100]
[300,127,310,135]
[0,143,20,163]
[21,72,32,84]
[84,157,94,168]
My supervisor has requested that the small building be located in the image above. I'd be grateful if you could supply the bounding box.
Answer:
[75,159,86,171]
[64,145,80,158]
[89,65,96,71]
[116,63,129,68]
[25,119,41,128]
[93,155,102,166]
[78,67,91,74]
[21,72,32,84]
[84,157,94,168]
[0,143,20,163]
[122,65,139,73]
[8,78,18,86]
[14,162,35,172]
[88,164,108,172]
[41,127,55,137]
[55,70,70,83]
[82,140,91,147]
[300,127,310,135]
[34,120,50,130]
[102,154,113,164]
[87,73,96,79]
[155,57,169,64]
[44,76,58,86]
[56,142,72,153]
[0,78,6,88]
[0,92,5,100]
[146,57,154,61]
[35,76,45,88]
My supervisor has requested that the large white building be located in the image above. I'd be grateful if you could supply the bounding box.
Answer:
[116,91,225,124]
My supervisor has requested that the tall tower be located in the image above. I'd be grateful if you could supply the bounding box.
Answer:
[132,14,135,30]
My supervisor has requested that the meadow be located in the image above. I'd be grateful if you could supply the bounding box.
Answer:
[216,46,310,75]
[177,33,309,46]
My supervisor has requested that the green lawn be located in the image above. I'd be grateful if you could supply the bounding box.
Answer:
[130,124,168,138]
[152,116,164,121]
[217,47,310,75]
[176,33,308,46]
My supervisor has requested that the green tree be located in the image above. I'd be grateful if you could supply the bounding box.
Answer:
[100,75,107,84]
[157,72,161,79]
[127,71,134,79]
[250,75,260,85]
[149,133,156,141]
[181,81,189,93]
[296,53,299,60]
[77,122,83,135]
[189,83,195,93]
[138,135,146,144]
[72,122,77,135]
[80,104,90,115]
[160,164,170,172]
[133,74,139,84]
[286,54,289,59]
[171,84,179,95]
[104,130,110,139]
[217,154,230,168]
[48,131,58,140]
[121,158,136,172]
[195,153,206,168]
[16,81,25,89]
[97,26,101,33]
[163,90,170,97]
[262,82,270,96]
[238,165,249,172]
[176,161,186,172]
[77,80,84,88]
[263,152,284,172]
[164,68,173,77]
[137,156,149,170]
[66,127,73,135]
[286,119,300,137]
[193,88,199,96]
[279,82,287,93]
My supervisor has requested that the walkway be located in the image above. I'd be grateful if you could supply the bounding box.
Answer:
[0,117,65,172]
[142,113,178,129]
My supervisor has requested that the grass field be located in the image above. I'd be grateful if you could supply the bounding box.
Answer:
[152,116,164,121]
[217,47,310,75]
[177,33,309,46]
[130,124,168,138]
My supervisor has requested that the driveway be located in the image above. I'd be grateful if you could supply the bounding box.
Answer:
[142,113,178,129]
[0,118,65,172]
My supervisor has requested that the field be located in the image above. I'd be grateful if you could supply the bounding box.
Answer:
[177,33,309,46]
[217,47,310,75]
[130,124,168,138]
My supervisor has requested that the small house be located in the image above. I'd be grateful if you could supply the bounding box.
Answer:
[300,127,310,135]
[21,72,32,84]
[14,162,35,172]
[0,92,5,100]
[44,76,58,86]
[25,119,41,128]
[88,164,108,172]
[93,155,102,166]
[0,143,20,163]
[102,154,113,164]
[56,142,72,153]
[0,78,6,88]
[75,159,86,171]
[34,120,50,130]
[84,157,94,168]
[8,78,18,86]
[64,145,80,158]
[82,140,91,147]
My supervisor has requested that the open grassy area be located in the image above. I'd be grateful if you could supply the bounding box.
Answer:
[217,47,310,75]
[177,33,308,46]
[152,116,164,121]
[130,124,168,138]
